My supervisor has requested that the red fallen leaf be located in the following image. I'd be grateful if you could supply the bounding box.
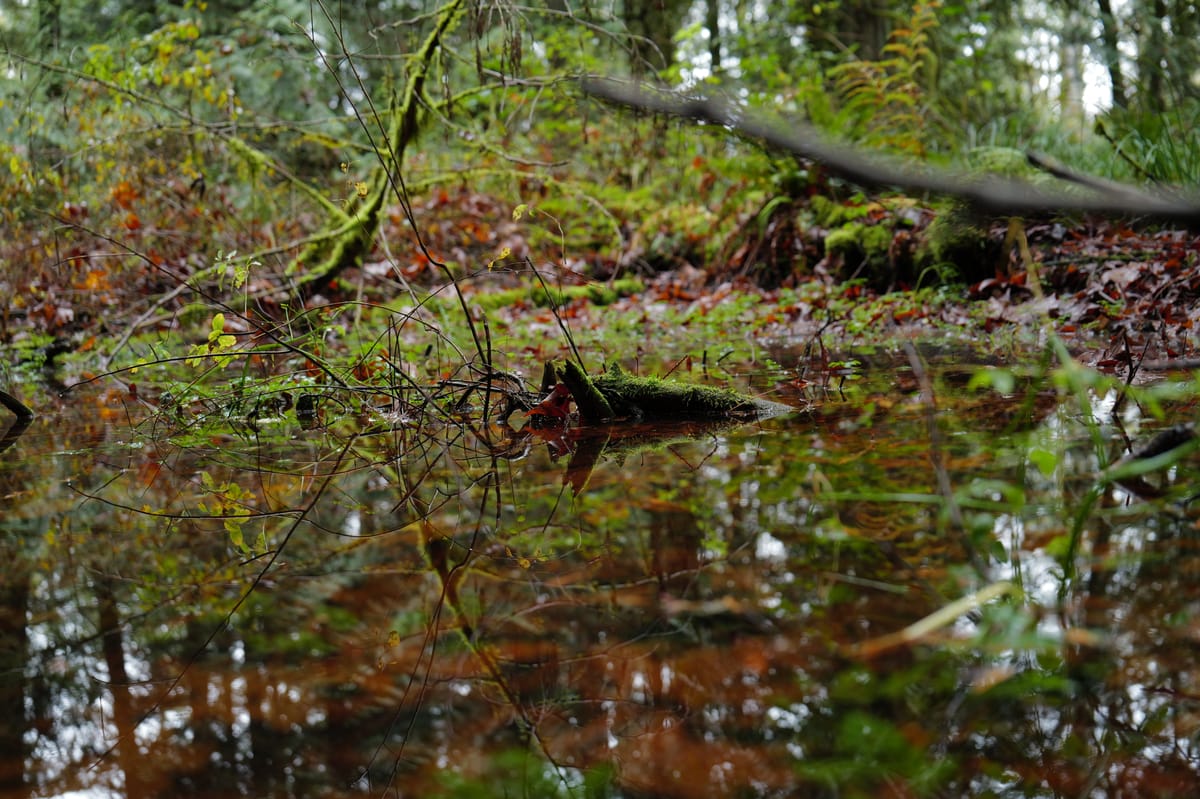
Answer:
[526,383,573,426]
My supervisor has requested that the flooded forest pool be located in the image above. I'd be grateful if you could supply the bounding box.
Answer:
[3,346,1200,798]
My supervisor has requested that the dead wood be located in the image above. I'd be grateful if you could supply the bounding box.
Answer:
[582,79,1200,227]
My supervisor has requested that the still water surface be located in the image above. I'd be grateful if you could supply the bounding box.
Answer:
[2,354,1199,798]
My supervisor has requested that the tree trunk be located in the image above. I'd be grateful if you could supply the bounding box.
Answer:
[37,0,61,51]
[96,574,152,799]
[1096,0,1128,108]
[0,563,30,798]
[705,0,721,75]
[1059,10,1087,122]
[806,0,891,62]
[622,0,692,77]
[1137,0,1169,112]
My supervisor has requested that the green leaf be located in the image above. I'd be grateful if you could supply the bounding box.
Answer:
[1028,447,1058,476]
[226,522,246,553]
[967,367,1015,394]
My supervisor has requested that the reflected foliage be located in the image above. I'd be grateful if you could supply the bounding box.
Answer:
[3,350,1200,796]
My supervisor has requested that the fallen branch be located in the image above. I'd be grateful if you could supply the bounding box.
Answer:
[0,388,33,457]
[0,388,33,422]
[582,79,1200,227]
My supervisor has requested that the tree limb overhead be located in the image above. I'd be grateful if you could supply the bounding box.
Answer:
[581,79,1200,226]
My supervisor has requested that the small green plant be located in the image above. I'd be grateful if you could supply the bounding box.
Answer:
[186,313,238,369]
[214,251,257,291]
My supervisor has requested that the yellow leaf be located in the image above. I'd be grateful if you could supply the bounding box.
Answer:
[487,246,512,270]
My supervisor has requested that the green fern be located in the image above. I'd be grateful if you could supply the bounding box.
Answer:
[827,0,940,156]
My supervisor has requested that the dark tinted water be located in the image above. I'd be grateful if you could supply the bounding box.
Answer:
[2,355,1199,798]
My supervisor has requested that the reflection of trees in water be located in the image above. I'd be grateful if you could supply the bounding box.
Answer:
[5,382,1200,796]
[0,536,31,798]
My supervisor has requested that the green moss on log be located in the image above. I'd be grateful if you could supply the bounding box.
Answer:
[561,361,778,423]
[560,360,616,421]
[594,363,760,420]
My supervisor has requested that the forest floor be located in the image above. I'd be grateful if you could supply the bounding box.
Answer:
[382,191,1200,385]
[5,187,1200,398]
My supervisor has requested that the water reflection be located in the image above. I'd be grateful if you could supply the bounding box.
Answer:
[2,362,1200,798]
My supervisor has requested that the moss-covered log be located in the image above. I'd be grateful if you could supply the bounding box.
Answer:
[560,361,794,423]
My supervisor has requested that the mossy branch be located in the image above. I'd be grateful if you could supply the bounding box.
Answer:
[287,0,469,293]
[224,137,345,218]
[560,360,615,421]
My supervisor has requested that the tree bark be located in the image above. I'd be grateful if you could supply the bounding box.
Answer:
[1096,0,1127,108]
[806,0,890,62]
[622,0,692,77]
[1138,0,1169,112]
[705,0,721,75]
[1059,9,1087,121]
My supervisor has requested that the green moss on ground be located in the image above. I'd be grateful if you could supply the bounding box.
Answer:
[917,210,997,283]
[469,278,643,311]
